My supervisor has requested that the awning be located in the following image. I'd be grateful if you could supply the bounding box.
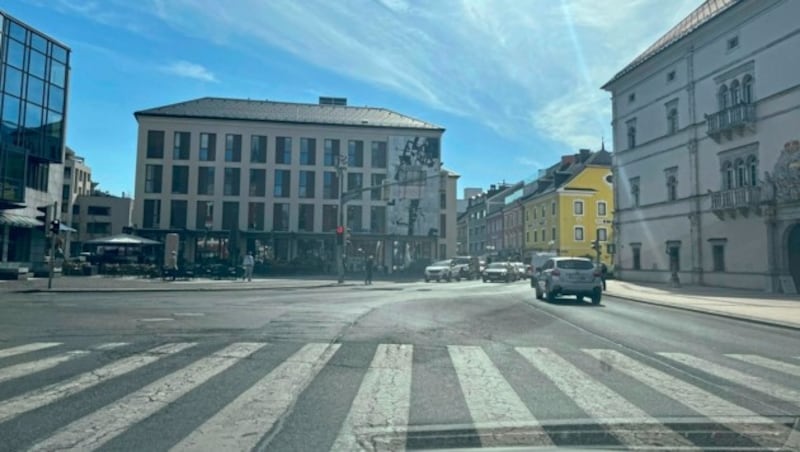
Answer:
[59,224,77,232]
[0,211,43,228]
[84,233,161,246]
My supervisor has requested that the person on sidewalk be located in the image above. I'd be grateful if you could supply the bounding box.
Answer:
[242,252,255,282]
[365,255,374,285]
[600,262,608,291]
[168,251,178,281]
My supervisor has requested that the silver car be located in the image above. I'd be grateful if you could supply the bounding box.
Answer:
[533,257,602,304]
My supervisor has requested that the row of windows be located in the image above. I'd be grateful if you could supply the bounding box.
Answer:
[526,200,608,221]
[525,227,608,243]
[143,165,389,200]
[145,131,388,168]
[628,243,725,272]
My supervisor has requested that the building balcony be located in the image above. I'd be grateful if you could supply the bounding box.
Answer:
[705,103,756,142]
[709,185,762,219]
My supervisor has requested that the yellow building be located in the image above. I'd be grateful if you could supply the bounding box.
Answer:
[522,149,614,266]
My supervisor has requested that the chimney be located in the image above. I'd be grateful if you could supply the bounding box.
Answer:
[560,155,575,168]
[579,148,591,161]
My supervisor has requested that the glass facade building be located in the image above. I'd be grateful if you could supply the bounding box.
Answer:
[0,11,69,205]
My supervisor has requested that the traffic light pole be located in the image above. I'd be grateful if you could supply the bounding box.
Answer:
[48,201,57,290]
[336,155,346,284]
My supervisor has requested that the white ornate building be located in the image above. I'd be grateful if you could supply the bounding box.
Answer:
[603,0,800,292]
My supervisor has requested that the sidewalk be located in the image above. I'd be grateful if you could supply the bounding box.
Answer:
[605,279,800,329]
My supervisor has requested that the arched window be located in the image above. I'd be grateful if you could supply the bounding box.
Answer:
[718,85,729,110]
[730,79,740,104]
[722,161,733,190]
[742,75,753,104]
[747,155,759,186]
[735,158,746,187]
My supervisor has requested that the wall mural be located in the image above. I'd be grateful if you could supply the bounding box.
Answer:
[387,136,441,237]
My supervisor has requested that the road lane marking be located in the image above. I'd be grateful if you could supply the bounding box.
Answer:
[516,347,696,449]
[659,352,800,405]
[0,342,61,359]
[584,349,791,448]
[29,342,266,452]
[0,342,194,424]
[331,344,413,452]
[93,343,129,350]
[448,345,552,448]
[0,350,89,384]
[726,354,800,377]
[138,318,174,322]
[171,343,339,451]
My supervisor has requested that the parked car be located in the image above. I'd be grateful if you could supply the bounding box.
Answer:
[482,262,515,282]
[533,257,602,304]
[424,260,454,282]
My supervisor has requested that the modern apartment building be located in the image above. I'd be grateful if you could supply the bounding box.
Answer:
[69,192,132,256]
[132,96,457,272]
[0,11,70,274]
[603,0,800,292]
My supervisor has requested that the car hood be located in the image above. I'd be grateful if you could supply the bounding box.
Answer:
[485,268,507,273]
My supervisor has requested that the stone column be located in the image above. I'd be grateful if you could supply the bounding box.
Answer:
[1,224,9,262]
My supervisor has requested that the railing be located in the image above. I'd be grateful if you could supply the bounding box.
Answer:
[706,103,756,136]
[711,185,761,210]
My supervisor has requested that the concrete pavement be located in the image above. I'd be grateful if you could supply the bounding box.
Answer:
[605,279,800,330]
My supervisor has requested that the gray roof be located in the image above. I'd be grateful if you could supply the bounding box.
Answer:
[603,0,739,89]
[135,97,444,131]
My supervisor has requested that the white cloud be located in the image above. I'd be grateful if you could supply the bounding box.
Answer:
[161,61,218,83]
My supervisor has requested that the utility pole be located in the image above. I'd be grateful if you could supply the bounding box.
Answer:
[336,153,348,283]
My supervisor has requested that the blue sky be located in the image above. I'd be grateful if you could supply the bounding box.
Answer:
[5,0,701,197]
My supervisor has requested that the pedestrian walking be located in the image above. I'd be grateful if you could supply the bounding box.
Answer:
[243,252,255,282]
[365,255,374,285]
[600,262,608,291]
[168,251,178,281]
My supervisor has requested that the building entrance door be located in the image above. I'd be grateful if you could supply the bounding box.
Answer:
[788,224,800,289]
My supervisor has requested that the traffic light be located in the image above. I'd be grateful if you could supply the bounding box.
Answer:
[591,239,601,251]
[336,226,344,245]
[50,219,61,235]
[36,206,49,231]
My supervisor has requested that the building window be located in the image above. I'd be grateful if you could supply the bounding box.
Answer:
[323,172,339,199]
[748,156,758,186]
[371,173,386,200]
[348,140,364,167]
[370,206,386,233]
[440,214,447,238]
[222,202,239,231]
[225,134,242,162]
[144,164,162,193]
[142,199,161,228]
[224,168,241,196]
[171,165,189,194]
[86,206,110,216]
[299,171,316,198]
[628,92,636,103]
[198,167,215,195]
[173,132,190,160]
[597,227,607,242]
[541,205,546,218]
[440,192,447,210]
[146,130,164,159]
[196,201,213,229]
[598,201,607,216]
[298,204,314,232]
[712,243,725,272]
[347,205,363,232]
[324,139,340,166]
[347,172,363,200]
[170,200,187,229]
[574,226,584,241]
[247,202,265,231]
[542,229,546,242]
[667,70,676,82]
[727,35,739,51]
[551,227,556,242]
[742,75,753,104]
[735,159,746,187]
[534,230,538,242]
[718,85,729,110]
[371,141,387,168]
[86,222,111,235]
[667,175,677,201]
[551,201,556,215]
[730,80,740,105]
[533,208,537,220]
[199,133,216,161]
[250,135,267,163]
[276,137,292,164]
[632,246,641,270]
[72,204,80,215]
[527,231,531,243]
[322,205,338,232]
[249,169,266,196]
[722,161,734,190]
[667,108,678,134]
[274,170,291,198]
[300,138,316,165]
[573,200,584,215]
[626,119,637,149]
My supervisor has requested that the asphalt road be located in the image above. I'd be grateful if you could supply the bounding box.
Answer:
[0,279,799,451]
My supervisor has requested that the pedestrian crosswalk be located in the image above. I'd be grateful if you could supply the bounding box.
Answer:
[0,340,798,451]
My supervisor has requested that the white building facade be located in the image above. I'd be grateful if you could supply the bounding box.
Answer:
[132,97,457,272]
[604,0,800,292]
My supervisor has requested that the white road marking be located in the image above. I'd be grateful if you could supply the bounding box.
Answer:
[659,352,800,405]
[29,342,266,452]
[449,345,552,448]
[0,342,61,359]
[138,318,174,322]
[172,313,205,317]
[0,350,89,384]
[171,343,339,452]
[0,342,194,424]
[584,349,791,448]
[93,343,129,350]
[331,344,413,452]
[726,354,800,377]
[517,347,696,449]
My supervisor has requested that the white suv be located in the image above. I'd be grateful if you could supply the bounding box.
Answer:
[534,257,602,304]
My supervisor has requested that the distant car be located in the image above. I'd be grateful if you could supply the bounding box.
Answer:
[533,257,602,304]
[530,252,558,289]
[451,256,479,280]
[424,260,454,282]
[510,262,527,279]
[482,262,514,283]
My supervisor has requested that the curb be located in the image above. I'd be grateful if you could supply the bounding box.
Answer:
[13,282,358,294]
[607,292,800,331]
